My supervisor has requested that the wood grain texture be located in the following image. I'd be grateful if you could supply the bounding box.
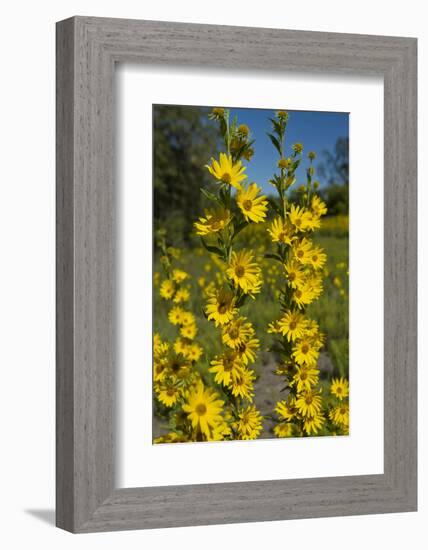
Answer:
[56,16,417,533]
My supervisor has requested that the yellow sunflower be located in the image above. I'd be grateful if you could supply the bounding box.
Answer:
[182,381,225,439]
[172,287,190,304]
[292,338,319,366]
[171,269,189,283]
[295,390,323,417]
[226,250,262,294]
[168,306,185,325]
[209,351,244,387]
[159,279,175,300]
[275,397,298,421]
[303,411,325,435]
[304,211,321,232]
[311,195,328,217]
[181,311,196,326]
[222,317,255,349]
[235,336,259,365]
[153,333,169,357]
[236,406,264,440]
[180,323,197,340]
[230,367,255,401]
[329,403,350,428]
[194,208,231,236]
[291,366,319,393]
[277,310,308,341]
[283,259,306,289]
[209,420,232,442]
[236,183,268,223]
[155,382,181,408]
[187,343,203,362]
[288,204,311,232]
[205,287,237,326]
[167,353,191,380]
[330,377,349,400]
[267,217,295,245]
[292,286,315,309]
[173,337,191,357]
[274,422,294,438]
[292,238,313,264]
[153,359,168,382]
[206,152,247,190]
[306,246,327,270]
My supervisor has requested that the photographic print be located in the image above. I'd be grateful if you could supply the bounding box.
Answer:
[153,105,349,443]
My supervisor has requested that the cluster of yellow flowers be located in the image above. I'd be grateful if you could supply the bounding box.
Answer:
[153,107,349,443]
[193,108,269,440]
[265,111,349,436]
[153,235,206,440]
[154,109,270,442]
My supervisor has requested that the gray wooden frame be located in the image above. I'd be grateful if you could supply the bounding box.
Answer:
[56,16,417,533]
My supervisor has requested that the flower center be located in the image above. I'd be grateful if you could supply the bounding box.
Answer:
[300,372,308,380]
[305,394,313,405]
[196,403,207,416]
[295,219,302,226]
[241,413,250,424]
[167,388,175,396]
[211,221,220,230]
[288,272,296,281]
[229,328,239,339]
[218,301,227,314]
[235,265,245,278]
[340,407,347,415]
[279,232,287,241]
[221,172,231,184]
[301,345,309,354]
[337,387,343,394]
[312,255,318,262]
[243,199,253,211]
[223,359,234,372]
[289,321,297,330]
[297,250,304,257]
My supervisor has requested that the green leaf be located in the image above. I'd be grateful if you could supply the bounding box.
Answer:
[200,237,224,258]
[268,117,283,139]
[267,132,282,156]
[235,139,255,161]
[268,197,281,215]
[264,252,283,262]
[219,118,228,140]
[232,220,248,239]
[236,293,249,308]
[200,187,220,204]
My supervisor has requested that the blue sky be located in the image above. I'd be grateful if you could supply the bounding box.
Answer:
[228,107,349,195]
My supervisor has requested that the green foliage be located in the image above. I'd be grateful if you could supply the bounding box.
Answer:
[318,137,349,215]
[153,105,219,243]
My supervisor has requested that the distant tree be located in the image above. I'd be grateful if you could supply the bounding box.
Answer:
[153,105,219,244]
[318,137,349,216]
[318,137,349,186]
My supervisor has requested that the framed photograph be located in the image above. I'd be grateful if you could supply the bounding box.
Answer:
[56,16,417,532]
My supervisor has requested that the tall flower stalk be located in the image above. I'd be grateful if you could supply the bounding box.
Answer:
[265,110,349,437]
[193,107,268,440]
